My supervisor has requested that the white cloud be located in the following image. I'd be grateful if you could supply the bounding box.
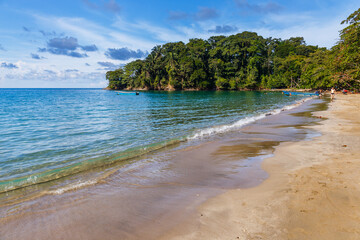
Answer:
[2,3,356,88]
[33,14,158,51]
[112,17,186,44]
[252,12,344,48]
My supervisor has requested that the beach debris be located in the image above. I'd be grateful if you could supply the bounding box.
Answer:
[265,113,272,116]
[342,145,347,147]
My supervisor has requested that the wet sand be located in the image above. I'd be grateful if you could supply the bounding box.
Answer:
[160,94,360,240]
[0,97,334,240]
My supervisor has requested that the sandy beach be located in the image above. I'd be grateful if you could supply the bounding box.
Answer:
[1,94,359,240]
[160,94,360,240]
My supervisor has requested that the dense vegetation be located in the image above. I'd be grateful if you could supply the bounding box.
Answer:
[106,8,360,91]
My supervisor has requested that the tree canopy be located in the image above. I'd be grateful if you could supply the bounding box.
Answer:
[107,8,360,91]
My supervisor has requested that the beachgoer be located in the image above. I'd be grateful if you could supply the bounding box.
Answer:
[331,87,335,99]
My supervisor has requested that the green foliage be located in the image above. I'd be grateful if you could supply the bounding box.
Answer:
[215,76,229,90]
[106,69,126,89]
[106,9,360,91]
[301,49,332,89]
[331,8,360,89]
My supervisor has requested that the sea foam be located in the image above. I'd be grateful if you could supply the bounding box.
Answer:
[188,97,313,140]
[49,180,98,195]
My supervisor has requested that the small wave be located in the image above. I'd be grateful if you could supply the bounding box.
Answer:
[48,180,98,195]
[188,114,266,140]
[188,97,313,140]
[0,138,183,193]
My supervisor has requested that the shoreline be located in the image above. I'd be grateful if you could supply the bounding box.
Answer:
[0,93,310,198]
[0,96,326,240]
[104,88,317,92]
[159,94,360,240]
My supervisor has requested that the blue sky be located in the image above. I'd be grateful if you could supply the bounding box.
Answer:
[0,0,357,88]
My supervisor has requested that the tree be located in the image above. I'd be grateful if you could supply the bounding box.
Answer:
[106,18,360,91]
[301,49,332,89]
[331,8,360,89]
[106,69,126,89]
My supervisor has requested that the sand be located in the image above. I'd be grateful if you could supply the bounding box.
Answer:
[160,94,360,240]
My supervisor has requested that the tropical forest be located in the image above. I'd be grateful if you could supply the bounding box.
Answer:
[106,8,360,91]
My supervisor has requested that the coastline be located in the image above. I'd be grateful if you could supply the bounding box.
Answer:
[0,90,308,196]
[104,88,316,92]
[159,94,360,240]
[5,94,358,240]
[0,95,326,240]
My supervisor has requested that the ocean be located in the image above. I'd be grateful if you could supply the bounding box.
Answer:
[0,89,308,194]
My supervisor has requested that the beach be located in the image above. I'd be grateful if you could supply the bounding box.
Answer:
[2,0,360,239]
[1,93,359,239]
[160,94,360,240]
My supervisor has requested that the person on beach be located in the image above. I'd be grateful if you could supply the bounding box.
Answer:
[331,87,335,99]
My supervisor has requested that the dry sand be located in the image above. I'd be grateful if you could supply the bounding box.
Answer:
[160,94,360,240]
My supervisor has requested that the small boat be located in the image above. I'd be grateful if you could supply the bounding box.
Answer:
[282,91,319,96]
[115,91,140,95]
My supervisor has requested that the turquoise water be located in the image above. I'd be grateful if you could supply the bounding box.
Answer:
[0,89,306,192]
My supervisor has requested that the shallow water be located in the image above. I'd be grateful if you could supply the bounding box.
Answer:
[0,96,327,240]
[0,89,306,192]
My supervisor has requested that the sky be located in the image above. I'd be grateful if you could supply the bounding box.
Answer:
[0,0,358,88]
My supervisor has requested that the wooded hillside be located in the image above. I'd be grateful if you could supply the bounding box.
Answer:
[106,8,360,91]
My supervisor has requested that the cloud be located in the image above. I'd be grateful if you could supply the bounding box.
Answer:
[23,26,31,32]
[105,48,148,60]
[234,0,282,14]
[98,61,117,67]
[65,69,79,72]
[97,61,119,70]
[1,61,107,87]
[31,53,45,59]
[39,36,97,58]
[39,30,59,37]
[104,0,121,13]
[41,47,88,58]
[33,14,157,52]
[1,62,18,69]
[67,51,88,58]
[44,69,56,75]
[83,0,121,14]
[168,7,219,22]
[208,25,238,34]
[48,36,78,50]
[0,44,5,51]
[168,11,189,20]
[195,7,219,21]
[80,44,98,51]
[254,14,342,48]
[85,63,91,66]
